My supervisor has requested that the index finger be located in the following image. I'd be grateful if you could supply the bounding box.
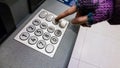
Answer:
[55,5,77,21]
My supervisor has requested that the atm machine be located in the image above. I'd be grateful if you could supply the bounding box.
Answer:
[0,0,79,68]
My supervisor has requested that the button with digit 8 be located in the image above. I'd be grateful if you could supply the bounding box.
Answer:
[37,40,46,49]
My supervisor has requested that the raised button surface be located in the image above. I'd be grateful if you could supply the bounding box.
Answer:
[40,22,48,29]
[46,14,54,22]
[28,36,38,45]
[19,32,30,41]
[54,29,62,37]
[37,40,46,49]
[26,25,36,33]
[42,32,51,40]
[32,19,41,26]
[45,44,54,53]
[47,26,55,33]
[39,11,48,18]
[34,29,43,36]
[59,19,67,28]
[50,36,58,44]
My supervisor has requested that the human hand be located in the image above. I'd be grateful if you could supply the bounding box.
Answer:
[55,5,89,26]
[55,0,113,27]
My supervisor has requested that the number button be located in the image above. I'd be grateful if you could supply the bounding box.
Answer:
[37,40,46,49]
[47,26,55,33]
[19,32,30,41]
[54,29,62,37]
[40,22,48,29]
[45,44,54,53]
[52,18,59,25]
[28,36,38,45]
[32,19,41,26]
[34,29,43,36]
[46,14,54,22]
[50,36,58,44]
[59,19,67,28]
[26,25,36,33]
[42,32,51,40]
[39,11,48,18]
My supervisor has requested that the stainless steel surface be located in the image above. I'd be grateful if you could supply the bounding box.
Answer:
[0,0,79,68]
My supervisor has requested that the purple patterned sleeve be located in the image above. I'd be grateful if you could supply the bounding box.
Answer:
[92,0,113,24]
[77,0,113,25]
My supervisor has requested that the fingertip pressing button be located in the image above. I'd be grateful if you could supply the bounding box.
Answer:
[52,18,59,25]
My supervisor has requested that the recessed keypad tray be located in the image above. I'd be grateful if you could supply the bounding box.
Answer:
[14,9,69,57]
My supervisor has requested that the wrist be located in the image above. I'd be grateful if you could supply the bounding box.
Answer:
[87,13,94,25]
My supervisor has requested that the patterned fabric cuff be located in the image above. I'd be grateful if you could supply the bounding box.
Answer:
[87,13,94,25]
[75,0,80,8]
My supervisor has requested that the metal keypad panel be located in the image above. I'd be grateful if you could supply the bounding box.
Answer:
[14,9,69,57]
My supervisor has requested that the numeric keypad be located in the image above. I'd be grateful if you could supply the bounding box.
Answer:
[14,9,69,58]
